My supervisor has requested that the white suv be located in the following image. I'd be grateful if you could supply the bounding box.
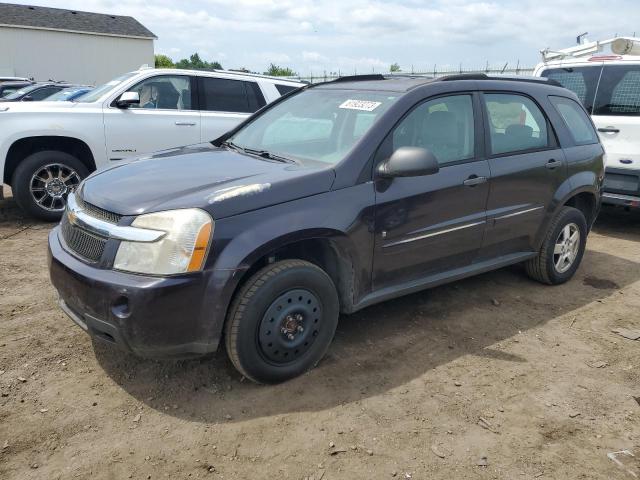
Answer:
[0,68,303,220]
[534,37,640,210]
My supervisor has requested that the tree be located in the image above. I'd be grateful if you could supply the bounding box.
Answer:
[389,63,401,73]
[264,63,296,77]
[175,53,223,71]
[154,54,174,68]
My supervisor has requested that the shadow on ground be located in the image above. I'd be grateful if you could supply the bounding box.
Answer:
[94,246,640,424]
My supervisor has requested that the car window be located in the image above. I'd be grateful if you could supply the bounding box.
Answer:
[391,95,475,165]
[484,93,549,156]
[275,84,299,96]
[549,96,599,145]
[540,66,602,113]
[76,72,138,103]
[128,75,191,110]
[29,87,62,101]
[199,77,264,113]
[593,65,640,116]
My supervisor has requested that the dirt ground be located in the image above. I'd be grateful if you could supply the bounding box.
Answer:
[1,186,639,480]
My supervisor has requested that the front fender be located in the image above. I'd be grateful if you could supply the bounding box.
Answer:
[207,183,376,314]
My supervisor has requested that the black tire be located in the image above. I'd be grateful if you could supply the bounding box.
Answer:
[525,206,588,285]
[225,259,339,384]
[11,150,88,222]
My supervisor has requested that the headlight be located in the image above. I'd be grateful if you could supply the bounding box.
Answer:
[114,208,213,275]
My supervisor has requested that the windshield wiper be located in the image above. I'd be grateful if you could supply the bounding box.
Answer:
[222,140,243,153]
[242,147,298,164]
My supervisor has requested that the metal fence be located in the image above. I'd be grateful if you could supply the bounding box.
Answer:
[286,65,536,84]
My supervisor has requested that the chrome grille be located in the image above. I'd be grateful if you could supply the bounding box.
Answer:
[60,213,107,263]
[75,195,122,224]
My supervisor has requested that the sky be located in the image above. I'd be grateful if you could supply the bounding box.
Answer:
[12,0,640,75]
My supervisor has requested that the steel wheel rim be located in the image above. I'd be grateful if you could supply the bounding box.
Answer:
[29,163,81,212]
[553,223,580,274]
[258,289,322,364]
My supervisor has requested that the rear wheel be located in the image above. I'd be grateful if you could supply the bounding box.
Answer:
[525,206,587,285]
[11,150,88,221]
[225,260,339,384]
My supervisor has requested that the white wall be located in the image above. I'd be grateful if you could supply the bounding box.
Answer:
[0,26,154,85]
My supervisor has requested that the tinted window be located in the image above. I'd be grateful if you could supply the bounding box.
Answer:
[29,87,62,100]
[484,94,549,155]
[593,65,640,116]
[127,76,191,110]
[392,95,474,164]
[245,82,266,111]
[540,66,602,113]
[199,78,264,113]
[550,96,599,145]
[392,95,475,165]
[275,84,299,96]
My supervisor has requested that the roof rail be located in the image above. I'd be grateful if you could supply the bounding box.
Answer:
[437,73,562,87]
[437,73,488,81]
[332,74,386,83]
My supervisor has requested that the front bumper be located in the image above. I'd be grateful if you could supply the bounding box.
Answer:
[603,167,640,208]
[48,227,239,358]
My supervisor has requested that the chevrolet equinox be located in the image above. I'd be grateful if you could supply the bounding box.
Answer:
[48,74,605,383]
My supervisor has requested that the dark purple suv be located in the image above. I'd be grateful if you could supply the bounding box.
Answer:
[48,74,604,383]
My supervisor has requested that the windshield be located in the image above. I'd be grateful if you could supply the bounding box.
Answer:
[228,89,398,165]
[75,72,137,103]
[46,87,89,101]
[3,84,41,100]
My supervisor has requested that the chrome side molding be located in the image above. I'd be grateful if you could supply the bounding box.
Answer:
[66,194,165,243]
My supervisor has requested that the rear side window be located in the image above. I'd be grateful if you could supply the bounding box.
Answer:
[275,84,299,96]
[483,93,549,155]
[29,86,61,100]
[593,65,640,116]
[549,96,599,145]
[540,66,602,113]
[199,77,265,113]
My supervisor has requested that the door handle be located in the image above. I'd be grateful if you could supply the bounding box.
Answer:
[463,175,487,187]
[597,127,620,134]
[175,121,196,126]
[545,158,562,170]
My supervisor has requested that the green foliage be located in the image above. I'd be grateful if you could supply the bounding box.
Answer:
[264,63,296,77]
[389,63,401,73]
[154,54,174,68]
[174,53,223,71]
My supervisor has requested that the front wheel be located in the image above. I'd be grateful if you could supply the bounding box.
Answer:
[225,260,339,384]
[11,150,88,222]
[525,206,588,285]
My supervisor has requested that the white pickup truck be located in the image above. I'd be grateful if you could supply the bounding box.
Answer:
[0,68,303,220]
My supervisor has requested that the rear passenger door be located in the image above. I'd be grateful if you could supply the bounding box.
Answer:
[198,77,266,141]
[479,92,566,258]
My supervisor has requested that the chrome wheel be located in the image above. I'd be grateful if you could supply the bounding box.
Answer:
[553,223,580,274]
[29,163,81,212]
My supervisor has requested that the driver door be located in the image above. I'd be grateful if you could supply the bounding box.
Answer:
[103,75,201,162]
[373,93,490,290]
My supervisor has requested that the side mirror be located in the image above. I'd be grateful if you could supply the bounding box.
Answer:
[377,147,440,178]
[116,91,140,109]
[22,95,34,102]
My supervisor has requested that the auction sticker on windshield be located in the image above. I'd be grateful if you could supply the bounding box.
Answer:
[339,99,382,111]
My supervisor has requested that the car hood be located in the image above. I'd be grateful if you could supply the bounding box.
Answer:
[79,143,336,219]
